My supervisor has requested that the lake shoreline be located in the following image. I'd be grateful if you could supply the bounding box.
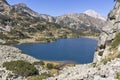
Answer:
[16,36,98,45]
[15,38,98,64]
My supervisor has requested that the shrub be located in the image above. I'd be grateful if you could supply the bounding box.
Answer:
[33,61,45,66]
[111,33,120,48]
[3,60,37,77]
[46,63,53,69]
[0,33,8,39]
[27,72,51,80]
[4,40,19,45]
[117,72,120,80]
[117,54,120,58]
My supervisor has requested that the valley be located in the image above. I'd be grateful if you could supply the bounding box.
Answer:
[0,0,120,80]
[0,0,106,44]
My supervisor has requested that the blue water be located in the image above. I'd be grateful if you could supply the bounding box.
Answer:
[15,38,98,64]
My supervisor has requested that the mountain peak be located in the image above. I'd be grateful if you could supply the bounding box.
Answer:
[13,3,27,8]
[84,9,106,21]
[0,0,9,5]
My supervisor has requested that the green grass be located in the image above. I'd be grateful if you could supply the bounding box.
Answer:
[111,33,120,48]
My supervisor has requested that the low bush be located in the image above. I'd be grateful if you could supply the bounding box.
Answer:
[27,72,51,80]
[46,63,54,69]
[111,33,120,48]
[3,60,37,77]
[33,61,45,66]
[117,72,120,80]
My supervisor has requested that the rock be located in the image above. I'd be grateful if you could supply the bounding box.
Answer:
[84,9,106,21]
[55,13,105,33]
[12,3,55,22]
[0,45,41,80]
[118,45,120,51]
[94,0,120,63]
[0,39,5,44]
[46,58,120,80]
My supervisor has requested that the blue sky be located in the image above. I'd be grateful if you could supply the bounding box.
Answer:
[6,0,115,17]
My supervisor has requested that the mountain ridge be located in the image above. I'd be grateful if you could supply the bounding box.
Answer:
[0,0,105,44]
[10,2,106,34]
[0,0,120,80]
[84,9,106,21]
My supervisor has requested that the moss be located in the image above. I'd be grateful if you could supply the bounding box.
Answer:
[111,33,120,48]
[117,72,120,80]
[3,60,37,77]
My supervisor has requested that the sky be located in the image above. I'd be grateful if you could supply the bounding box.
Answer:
[6,0,115,17]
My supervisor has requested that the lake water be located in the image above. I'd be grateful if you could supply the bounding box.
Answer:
[15,38,98,64]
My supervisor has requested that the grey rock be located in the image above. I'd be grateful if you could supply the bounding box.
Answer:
[94,0,120,63]
[0,45,40,80]
[12,3,55,22]
[55,13,105,32]
[46,58,120,80]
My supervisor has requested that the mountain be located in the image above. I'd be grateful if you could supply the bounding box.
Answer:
[12,3,55,22]
[48,1,120,80]
[0,0,11,14]
[1,0,120,80]
[55,13,105,36]
[0,0,106,44]
[84,9,106,21]
[94,0,120,63]
[0,1,77,44]
[12,3,106,36]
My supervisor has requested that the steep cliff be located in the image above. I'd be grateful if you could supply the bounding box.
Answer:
[94,0,120,63]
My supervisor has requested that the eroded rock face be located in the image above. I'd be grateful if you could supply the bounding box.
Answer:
[94,0,120,63]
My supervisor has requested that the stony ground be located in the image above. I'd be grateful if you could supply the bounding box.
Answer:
[0,45,43,80]
[46,58,120,80]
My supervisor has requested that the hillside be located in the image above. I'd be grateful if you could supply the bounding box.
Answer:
[56,13,105,36]
[0,0,107,44]
[12,2,106,36]
[0,0,120,80]
[46,0,120,79]
[0,1,77,44]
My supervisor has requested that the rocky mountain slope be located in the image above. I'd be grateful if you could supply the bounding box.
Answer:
[84,9,106,21]
[46,1,120,80]
[12,3,55,22]
[0,0,120,80]
[13,2,106,35]
[0,0,77,44]
[0,0,106,45]
[94,0,120,63]
[55,13,105,35]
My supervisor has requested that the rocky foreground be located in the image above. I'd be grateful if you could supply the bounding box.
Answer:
[46,58,120,80]
[0,45,49,80]
[0,0,120,80]
[0,45,119,80]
